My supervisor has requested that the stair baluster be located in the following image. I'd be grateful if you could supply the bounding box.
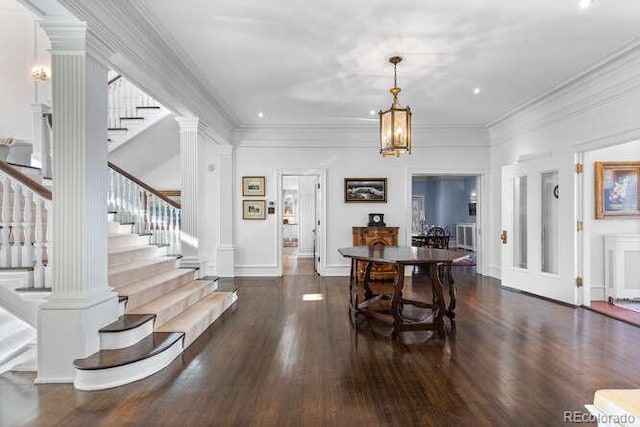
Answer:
[22,189,33,268]
[33,198,45,288]
[0,177,9,267]
[10,182,22,267]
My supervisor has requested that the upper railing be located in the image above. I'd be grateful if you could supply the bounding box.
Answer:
[108,162,181,256]
[0,161,52,289]
[108,73,160,131]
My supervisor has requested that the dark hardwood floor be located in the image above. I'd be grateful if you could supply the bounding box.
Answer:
[2,266,639,426]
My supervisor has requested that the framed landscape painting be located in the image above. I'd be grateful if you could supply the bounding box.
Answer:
[595,161,640,219]
[242,176,266,196]
[243,200,266,220]
[344,178,387,203]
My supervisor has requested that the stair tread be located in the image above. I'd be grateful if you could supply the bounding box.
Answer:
[108,257,174,275]
[108,245,156,255]
[100,314,155,333]
[115,268,194,294]
[127,279,215,316]
[156,292,232,333]
[73,332,183,370]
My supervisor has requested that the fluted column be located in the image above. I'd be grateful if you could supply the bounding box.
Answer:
[176,116,206,271]
[216,145,235,276]
[37,19,118,383]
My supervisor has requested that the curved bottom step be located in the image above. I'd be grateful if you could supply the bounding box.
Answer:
[73,332,183,391]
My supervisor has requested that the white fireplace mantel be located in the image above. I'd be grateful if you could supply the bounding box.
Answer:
[604,234,640,300]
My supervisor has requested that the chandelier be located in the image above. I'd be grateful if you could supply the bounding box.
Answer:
[379,56,412,157]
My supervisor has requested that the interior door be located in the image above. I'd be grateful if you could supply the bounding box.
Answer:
[313,176,321,275]
[501,153,578,304]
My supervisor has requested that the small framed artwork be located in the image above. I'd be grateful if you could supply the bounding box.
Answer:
[344,178,387,203]
[242,176,266,196]
[243,200,266,220]
[595,161,640,219]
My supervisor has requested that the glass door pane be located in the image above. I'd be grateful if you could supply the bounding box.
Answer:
[541,171,559,274]
[513,175,528,269]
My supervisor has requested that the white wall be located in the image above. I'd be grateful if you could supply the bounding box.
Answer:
[233,126,490,276]
[583,140,640,300]
[488,42,640,301]
[109,114,180,188]
[0,1,50,140]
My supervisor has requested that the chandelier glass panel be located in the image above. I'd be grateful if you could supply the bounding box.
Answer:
[379,56,412,157]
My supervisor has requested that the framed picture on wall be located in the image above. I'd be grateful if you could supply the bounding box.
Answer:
[344,178,387,203]
[595,162,640,219]
[242,176,266,196]
[243,200,266,220]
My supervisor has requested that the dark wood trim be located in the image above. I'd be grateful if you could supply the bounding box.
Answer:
[100,314,156,333]
[120,117,145,120]
[108,127,129,131]
[136,106,160,110]
[0,161,52,200]
[7,162,42,171]
[108,162,181,209]
[159,190,181,198]
[108,74,122,85]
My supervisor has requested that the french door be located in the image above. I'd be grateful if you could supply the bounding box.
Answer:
[501,153,579,304]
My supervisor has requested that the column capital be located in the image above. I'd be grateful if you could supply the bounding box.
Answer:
[40,18,87,55]
[175,116,201,133]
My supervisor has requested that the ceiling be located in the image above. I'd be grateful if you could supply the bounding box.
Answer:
[125,1,640,126]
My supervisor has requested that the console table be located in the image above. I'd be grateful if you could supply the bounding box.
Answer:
[352,226,398,281]
[338,245,466,339]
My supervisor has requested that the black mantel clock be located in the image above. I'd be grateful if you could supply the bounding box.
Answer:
[367,213,385,227]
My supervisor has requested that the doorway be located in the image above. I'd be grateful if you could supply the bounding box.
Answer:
[411,174,482,271]
[279,173,323,276]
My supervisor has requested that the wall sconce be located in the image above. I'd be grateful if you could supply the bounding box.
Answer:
[31,65,49,82]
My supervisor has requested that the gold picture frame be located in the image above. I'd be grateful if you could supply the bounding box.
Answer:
[242,176,266,196]
[595,162,640,219]
[243,200,266,220]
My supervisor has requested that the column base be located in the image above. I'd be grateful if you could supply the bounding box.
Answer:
[216,246,235,277]
[36,291,119,384]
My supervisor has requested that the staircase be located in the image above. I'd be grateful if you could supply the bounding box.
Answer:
[0,161,237,390]
[107,73,171,152]
[72,213,237,390]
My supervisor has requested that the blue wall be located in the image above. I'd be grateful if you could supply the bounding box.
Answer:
[412,176,476,237]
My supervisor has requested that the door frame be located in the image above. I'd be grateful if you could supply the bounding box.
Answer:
[276,169,327,276]
[406,169,490,276]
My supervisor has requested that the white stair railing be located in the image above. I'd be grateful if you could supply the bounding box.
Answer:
[108,74,159,131]
[0,162,52,289]
[108,163,181,256]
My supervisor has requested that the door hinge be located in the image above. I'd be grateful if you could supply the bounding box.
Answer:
[576,220,584,232]
[576,276,583,287]
[317,257,320,262]
[575,163,584,174]
[317,183,320,189]
[317,220,320,226]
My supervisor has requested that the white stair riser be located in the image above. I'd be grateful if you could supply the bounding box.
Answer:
[109,259,176,288]
[100,318,155,350]
[108,222,134,234]
[122,271,196,310]
[109,246,163,266]
[108,234,151,249]
[74,337,183,391]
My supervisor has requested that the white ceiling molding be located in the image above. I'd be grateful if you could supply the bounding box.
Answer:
[28,0,237,145]
[490,41,640,146]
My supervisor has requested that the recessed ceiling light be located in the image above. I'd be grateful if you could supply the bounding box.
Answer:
[473,87,481,95]
[578,0,594,10]
[257,111,265,118]
[369,110,377,116]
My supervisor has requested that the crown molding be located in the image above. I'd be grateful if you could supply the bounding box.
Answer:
[487,35,640,130]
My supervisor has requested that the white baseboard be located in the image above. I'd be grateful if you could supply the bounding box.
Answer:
[591,286,606,301]
[489,264,502,280]
[322,264,350,276]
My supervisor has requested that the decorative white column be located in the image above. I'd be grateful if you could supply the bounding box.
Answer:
[176,116,206,271]
[216,144,235,276]
[37,19,119,383]
[31,103,51,173]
